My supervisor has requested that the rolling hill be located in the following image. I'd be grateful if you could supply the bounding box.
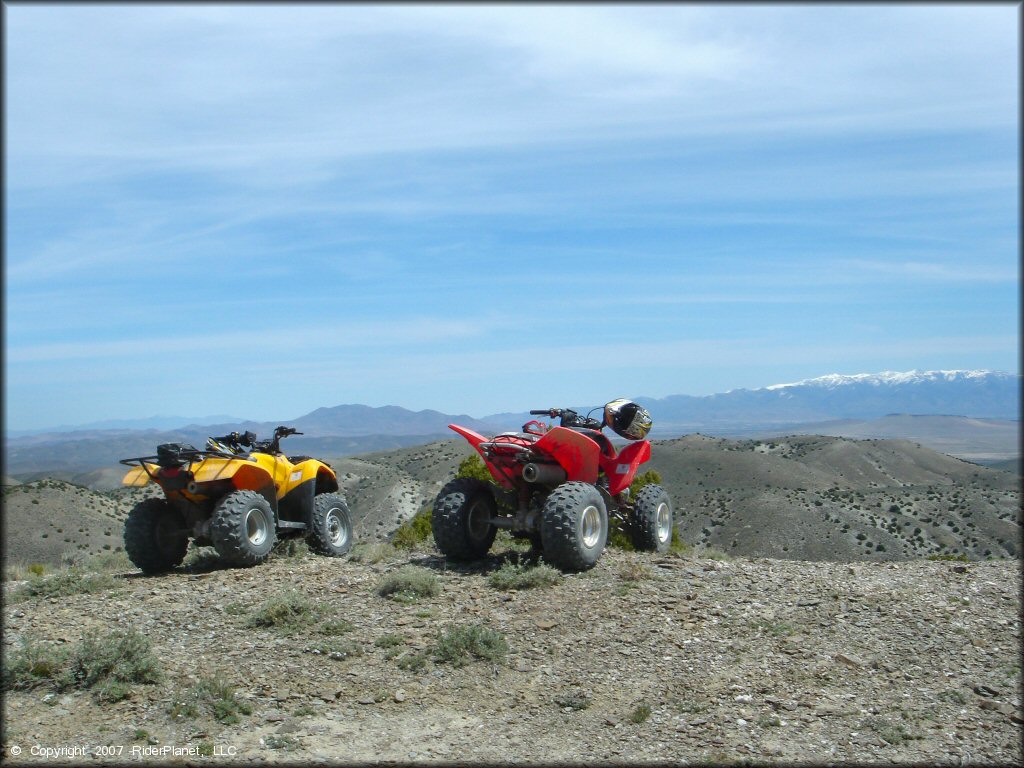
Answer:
[3,433,1017,569]
[750,414,1020,463]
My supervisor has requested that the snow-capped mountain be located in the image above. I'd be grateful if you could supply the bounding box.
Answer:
[637,370,1019,429]
[763,370,1003,391]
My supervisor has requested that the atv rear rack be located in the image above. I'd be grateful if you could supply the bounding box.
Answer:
[478,441,534,462]
[120,448,255,481]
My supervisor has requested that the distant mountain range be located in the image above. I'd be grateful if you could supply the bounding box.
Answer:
[488,370,1019,434]
[5,414,243,439]
[635,370,1019,431]
[3,369,1018,476]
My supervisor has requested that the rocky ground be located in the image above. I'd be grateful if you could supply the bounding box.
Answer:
[2,542,1021,765]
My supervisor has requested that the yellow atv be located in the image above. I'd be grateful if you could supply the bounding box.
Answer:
[120,426,353,573]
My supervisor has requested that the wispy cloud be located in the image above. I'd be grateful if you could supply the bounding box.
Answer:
[4,4,1018,429]
[7,5,1016,189]
[839,259,1019,284]
[6,317,483,364]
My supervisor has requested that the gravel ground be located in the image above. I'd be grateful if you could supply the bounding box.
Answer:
[2,545,1020,765]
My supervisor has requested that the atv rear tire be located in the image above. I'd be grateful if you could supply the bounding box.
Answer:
[307,493,353,556]
[124,498,189,574]
[540,482,608,572]
[631,484,674,553]
[210,490,276,567]
[432,478,497,560]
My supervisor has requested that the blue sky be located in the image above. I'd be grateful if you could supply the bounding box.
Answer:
[4,4,1019,430]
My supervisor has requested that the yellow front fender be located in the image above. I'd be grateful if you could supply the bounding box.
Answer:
[283,459,326,496]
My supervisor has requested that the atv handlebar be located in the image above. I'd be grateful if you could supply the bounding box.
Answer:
[528,408,603,430]
[212,430,257,448]
[253,425,303,454]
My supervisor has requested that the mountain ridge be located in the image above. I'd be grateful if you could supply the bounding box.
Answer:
[3,370,1018,478]
[8,369,1018,438]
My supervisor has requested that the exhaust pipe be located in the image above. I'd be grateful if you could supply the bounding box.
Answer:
[522,463,567,485]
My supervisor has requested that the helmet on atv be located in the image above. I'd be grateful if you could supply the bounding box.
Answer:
[206,437,237,455]
[604,399,652,440]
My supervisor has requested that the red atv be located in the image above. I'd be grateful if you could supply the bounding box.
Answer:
[432,399,674,572]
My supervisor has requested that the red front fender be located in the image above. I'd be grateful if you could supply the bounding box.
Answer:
[599,440,651,495]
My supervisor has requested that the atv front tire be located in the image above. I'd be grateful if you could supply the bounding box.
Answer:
[124,498,189,574]
[432,478,497,560]
[307,493,353,556]
[631,484,674,553]
[540,482,608,572]
[210,490,277,567]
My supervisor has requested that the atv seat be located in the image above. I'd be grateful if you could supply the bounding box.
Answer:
[570,428,615,457]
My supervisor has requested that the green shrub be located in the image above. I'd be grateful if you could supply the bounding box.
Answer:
[81,550,133,573]
[2,637,69,691]
[630,469,663,495]
[11,568,117,602]
[669,528,691,555]
[182,546,222,572]
[555,691,591,711]
[455,454,493,483]
[349,542,399,564]
[271,538,309,559]
[863,716,921,745]
[617,560,652,582]
[396,650,429,672]
[308,638,364,661]
[61,628,161,701]
[264,735,297,751]
[433,624,508,667]
[377,566,440,603]
[629,702,652,723]
[494,529,533,552]
[318,618,355,636]
[246,590,321,632]
[927,553,969,562]
[606,519,636,551]
[27,563,46,577]
[391,508,434,549]
[170,674,253,724]
[488,562,561,591]
[938,689,968,705]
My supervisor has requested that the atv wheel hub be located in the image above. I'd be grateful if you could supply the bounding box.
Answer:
[245,507,270,547]
[467,499,491,541]
[656,502,671,544]
[326,510,349,548]
[580,505,602,549]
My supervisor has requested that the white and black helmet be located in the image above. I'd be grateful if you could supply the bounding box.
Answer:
[604,399,653,440]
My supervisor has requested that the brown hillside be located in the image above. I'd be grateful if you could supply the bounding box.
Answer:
[1,480,145,568]
[3,434,1018,568]
[646,435,1019,562]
